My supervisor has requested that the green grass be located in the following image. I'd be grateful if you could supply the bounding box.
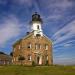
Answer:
[0,65,75,75]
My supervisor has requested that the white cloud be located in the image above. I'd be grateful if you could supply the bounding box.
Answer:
[53,39,75,50]
[43,0,73,22]
[13,0,33,6]
[54,57,75,65]
[52,20,75,45]
[64,43,71,47]
[54,54,75,65]
[54,0,72,8]
[0,15,21,47]
[45,15,62,21]
[47,0,73,10]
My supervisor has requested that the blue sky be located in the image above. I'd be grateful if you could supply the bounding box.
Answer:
[0,0,75,65]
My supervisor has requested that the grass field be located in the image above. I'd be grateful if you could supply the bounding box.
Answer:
[0,65,75,75]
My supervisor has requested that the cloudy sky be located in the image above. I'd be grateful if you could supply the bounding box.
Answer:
[0,0,75,65]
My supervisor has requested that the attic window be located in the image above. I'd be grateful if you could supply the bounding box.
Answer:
[36,34,41,37]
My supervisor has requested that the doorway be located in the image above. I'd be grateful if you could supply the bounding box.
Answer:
[37,56,42,65]
[37,56,39,64]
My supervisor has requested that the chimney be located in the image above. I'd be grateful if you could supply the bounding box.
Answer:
[26,32,30,35]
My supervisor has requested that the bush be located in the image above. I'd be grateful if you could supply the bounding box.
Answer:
[45,60,49,66]
[18,55,25,65]
[32,61,36,66]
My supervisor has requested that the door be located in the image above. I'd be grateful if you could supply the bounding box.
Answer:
[37,56,42,65]
[37,56,39,64]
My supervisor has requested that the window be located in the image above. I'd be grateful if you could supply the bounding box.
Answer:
[28,43,31,49]
[35,44,38,50]
[14,57,18,61]
[36,34,41,37]
[19,45,20,49]
[13,58,15,61]
[38,44,41,49]
[28,55,31,61]
[14,48,15,52]
[16,57,18,61]
[46,55,48,60]
[45,44,48,50]
[37,25,39,29]
[35,44,41,50]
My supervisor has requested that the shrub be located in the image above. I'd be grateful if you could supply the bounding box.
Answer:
[45,60,49,66]
[32,61,36,66]
[18,55,25,65]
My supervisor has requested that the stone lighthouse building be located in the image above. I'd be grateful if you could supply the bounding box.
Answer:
[12,12,53,65]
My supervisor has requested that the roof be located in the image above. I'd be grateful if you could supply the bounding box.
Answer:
[13,31,34,46]
[43,34,52,43]
[23,31,34,40]
[13,39,22,47]
[13,31,52,46]
[0,54,12,61]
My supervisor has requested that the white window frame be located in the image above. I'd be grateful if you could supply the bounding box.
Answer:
[19,45,20,49]
[37,25,40,30]
[13,58,15,61]
[38,44,41,49]
[28,43,31,49]
[35,44,38,50]
[35,44,41,50]
[28,55,31,61]
[46,55,48,60]
[45,44,48,50]
[30,43,31,49]
[14,48,15,52]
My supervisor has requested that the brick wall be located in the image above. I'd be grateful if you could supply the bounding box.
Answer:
[12,33,53,65]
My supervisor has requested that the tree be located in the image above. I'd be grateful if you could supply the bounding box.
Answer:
[0,51,5,54]
[10,52,13,57]
[18,55,25,65]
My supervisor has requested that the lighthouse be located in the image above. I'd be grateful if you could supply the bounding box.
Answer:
[12,12,53,65]
[31,12,43,36]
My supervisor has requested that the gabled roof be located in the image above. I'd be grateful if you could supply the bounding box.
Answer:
[13,31,52,46]
[13,39,22,47]
[22,32,52,43]
[0,53,12,61]
[22,31,34,40]
[13,32,33,47]
[43,34,52,43]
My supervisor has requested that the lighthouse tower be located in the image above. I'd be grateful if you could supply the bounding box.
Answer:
[12,12,53,65]
[31,12,43,36]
